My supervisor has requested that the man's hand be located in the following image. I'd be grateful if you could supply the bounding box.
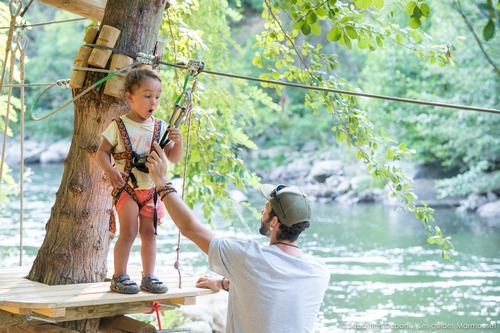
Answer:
[146,141,170,186]
[195,276,224,291]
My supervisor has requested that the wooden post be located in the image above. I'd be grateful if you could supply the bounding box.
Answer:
[103,54,133,98]
[87,25,121,69]
[36,0,106,22]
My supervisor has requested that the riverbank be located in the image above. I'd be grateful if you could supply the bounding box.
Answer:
[2,138,500,221]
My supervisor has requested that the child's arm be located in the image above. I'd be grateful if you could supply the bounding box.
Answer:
[97,138,127,189]
[164,127,183,163]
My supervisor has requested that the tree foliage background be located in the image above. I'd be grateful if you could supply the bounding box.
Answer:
[1,0,499,259]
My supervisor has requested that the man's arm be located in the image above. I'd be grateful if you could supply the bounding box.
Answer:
[147,142,215,254]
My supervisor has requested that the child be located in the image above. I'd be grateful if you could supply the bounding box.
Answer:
[97,68,183,294]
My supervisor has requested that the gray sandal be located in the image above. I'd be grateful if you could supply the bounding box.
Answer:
[110,274,140,294]
[141,275,168,294]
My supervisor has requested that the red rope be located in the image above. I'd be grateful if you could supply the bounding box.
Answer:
[144,302,162,330]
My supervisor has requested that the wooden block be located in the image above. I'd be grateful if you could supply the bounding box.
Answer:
[103,54,133,99]
[83,26,99,44]
[87,25,121,68]
[69,45,92,89]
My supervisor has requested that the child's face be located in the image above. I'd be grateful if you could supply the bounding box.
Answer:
[125,76,162,121]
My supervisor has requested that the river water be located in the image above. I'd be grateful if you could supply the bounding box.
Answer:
[1,164,499,332]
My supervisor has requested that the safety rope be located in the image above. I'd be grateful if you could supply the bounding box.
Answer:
[30,62,140,121]
[144,302,162,330]
[16,29,28,267]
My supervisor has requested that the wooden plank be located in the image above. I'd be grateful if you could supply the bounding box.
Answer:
[0,266,217,324]
[1,285,213,309]
[0,306,31,315]
[31,307,65,317]
[36,0,105,22]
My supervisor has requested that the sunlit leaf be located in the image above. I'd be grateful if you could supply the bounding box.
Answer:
[405,1,417,15]
[327,26,343,42]
[355,0,372,9]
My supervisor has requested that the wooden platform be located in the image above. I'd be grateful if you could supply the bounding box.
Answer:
[0,266,217,327]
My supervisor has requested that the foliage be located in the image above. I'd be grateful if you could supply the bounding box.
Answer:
[251,0,459,259]
[157,0,271,224]
[0,1,21,201]
[359,0,500,200]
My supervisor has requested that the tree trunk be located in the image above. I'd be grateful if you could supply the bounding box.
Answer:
[27,1,168,332]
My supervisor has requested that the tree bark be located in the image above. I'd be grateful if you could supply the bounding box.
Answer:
[26,1,168,332]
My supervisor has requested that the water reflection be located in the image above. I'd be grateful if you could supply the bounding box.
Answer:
[1,164,499,332]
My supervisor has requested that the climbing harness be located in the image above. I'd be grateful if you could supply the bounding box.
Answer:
[109,117,162,235]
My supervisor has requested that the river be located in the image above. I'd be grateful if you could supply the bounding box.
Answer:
[1,164,499,332]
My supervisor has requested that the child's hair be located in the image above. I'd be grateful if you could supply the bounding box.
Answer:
[123,68,162,95]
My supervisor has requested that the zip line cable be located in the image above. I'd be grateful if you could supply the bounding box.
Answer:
[164,62,500,115]
[82,45,500,115]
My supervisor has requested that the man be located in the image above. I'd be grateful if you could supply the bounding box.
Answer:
[146,142,330,333]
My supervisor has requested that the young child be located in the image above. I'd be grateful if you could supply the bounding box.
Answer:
[97,68,183,294]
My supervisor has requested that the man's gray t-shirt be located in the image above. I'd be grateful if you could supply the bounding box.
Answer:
[209,237,330,333]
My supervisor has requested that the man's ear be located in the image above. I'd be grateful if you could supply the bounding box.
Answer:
[270,215,279,229]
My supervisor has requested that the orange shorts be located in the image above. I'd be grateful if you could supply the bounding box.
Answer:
[115,188,166,219]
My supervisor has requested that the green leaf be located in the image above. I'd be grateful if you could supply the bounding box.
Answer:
[346,26,358,39]
[355,0,372,9]
[327,26,343,42]
[483,19,495,41]
[301,22,311,35]
[307,11,318,24]
[408,16,422,29]
[395,33,404,43]
[405,1,417,15]
[344,34,352,49]
[420,3,430,17]
[372,0,384,9]
[311,23,322,36]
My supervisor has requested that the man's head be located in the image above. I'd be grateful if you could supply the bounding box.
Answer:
[260,184,312,226]
[259,184,312,240]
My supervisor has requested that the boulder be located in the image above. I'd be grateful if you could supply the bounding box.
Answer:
[40,140,70,164]
[477,200,500,219]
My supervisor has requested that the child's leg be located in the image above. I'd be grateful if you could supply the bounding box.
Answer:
[114,197,140,277]
[138,214,156,277]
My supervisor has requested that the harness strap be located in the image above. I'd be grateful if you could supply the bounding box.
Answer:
[109,117,162,234]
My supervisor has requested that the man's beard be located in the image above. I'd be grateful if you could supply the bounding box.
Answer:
[259,215,272,236]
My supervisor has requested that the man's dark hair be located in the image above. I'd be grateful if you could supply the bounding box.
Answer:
[269,209,310,241]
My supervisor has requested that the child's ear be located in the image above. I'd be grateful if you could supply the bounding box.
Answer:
[124,91,132,102]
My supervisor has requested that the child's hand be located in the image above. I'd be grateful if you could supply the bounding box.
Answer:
[106,168,127,189]
[166,128,182,146]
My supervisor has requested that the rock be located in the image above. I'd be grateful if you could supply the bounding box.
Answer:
[307,160,344,183]
[40,140,70,164]
[1,139,46,165]
[178,290,228,333]
[477,200,500,218]
[176,320,212,333]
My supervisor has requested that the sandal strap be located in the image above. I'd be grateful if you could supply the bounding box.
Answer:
[114,274,138,285]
